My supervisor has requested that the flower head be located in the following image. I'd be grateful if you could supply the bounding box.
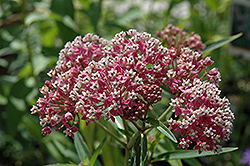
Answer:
[168,79,234,154]
[31,30,170,136]
[156,24,206,53]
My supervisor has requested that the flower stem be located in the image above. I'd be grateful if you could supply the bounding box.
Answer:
[144,105,173,135]
[95,121,127,148]
[127,130,140,150]
[123,119,130,142]
[158,105,173,121]
[127,105,173,149]
[124,148,129,166]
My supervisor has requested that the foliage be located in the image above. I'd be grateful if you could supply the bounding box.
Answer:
[0,0,247,166]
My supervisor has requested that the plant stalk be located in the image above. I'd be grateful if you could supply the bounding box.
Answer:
[158,105,173,121]
[95,121,126,148]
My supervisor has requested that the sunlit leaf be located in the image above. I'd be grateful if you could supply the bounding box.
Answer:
[24,13,48,25]
[168,159,183,166]
[62,15,80,33]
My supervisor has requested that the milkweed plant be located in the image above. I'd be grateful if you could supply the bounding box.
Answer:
[31,24,240,166]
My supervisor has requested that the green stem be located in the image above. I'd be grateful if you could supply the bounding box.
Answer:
[124,148,129,166]
[123,119,130,142]
[132,121,141,131]
[128,105,173,149]
[95,121,127,148]
[158,105,173,121]
[144,105,173,135]
[127,131,140,150]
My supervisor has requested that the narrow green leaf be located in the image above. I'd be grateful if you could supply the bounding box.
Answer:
[134,135,141,166]
[202,33,242,56]
[62,15,80,33]
[146,117,177,143]
[168,159,183,166]
[118,128,133,138]
[89,137,107,166]
[153,147,238,161]
[130,134,148,166]
[24,13,48,25]
[53,140,79,163]
[183,158,203,166]
[45,163,77,166]
[45,141,64,162]
[141,134,148,166]
[50,0,75,19]
[6,97,26,136]
[74,132,92,162]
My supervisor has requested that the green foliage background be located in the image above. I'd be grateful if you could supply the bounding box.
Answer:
[0,0,249,165]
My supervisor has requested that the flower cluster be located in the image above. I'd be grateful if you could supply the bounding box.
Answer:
[168,78,234,154]
[122,84,162,121]
[156,24,206,53]
[30,25,234,154]
[31,29,171,137]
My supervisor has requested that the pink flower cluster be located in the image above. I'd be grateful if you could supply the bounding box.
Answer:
[156,25,234,154]
[168,78,234,154]
[31,29,171,137]
[156,24,206,53]
[30,26,234,154]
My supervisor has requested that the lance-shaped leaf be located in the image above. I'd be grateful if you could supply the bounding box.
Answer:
[202,33,242,57]
[130,134,148,166]
[153,147,238,161]
[146,117,177,143]
[45,163,77,166]
[89,136,107,166]
[74,132,92,162]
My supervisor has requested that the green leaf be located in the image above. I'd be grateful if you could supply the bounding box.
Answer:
[83,0,102,33]
[146,117,177,143]
[40,21,58,47]
[21,115,42,141]
[10,78,32,98]
[45,141,64,162]
[62,15,80,33]
[183,158,203,166]
[203,0,218,11]
[53,140,79,164]
[168,159,183,166]
[50,0,75,19]
[0,58,8,67]
[6,97,26,136]
[202,33,242,56]
[130,134,148,166]
[24,13,48,25]
[153,147,238,161]
[74,132,92,162]
[78,0,92,10]
[45,163,77,166]
[116,7,143,26]
[89,137,107,166]
[118,128,133,138]
[32,54,53,76]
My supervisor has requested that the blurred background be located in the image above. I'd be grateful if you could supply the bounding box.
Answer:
[0,0,249,165]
